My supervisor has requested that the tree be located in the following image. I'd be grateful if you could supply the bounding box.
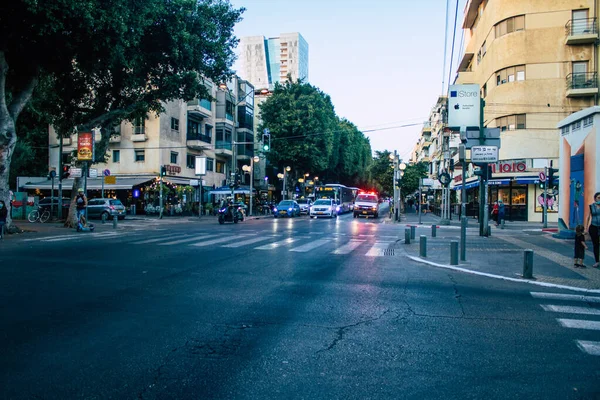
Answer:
[399,162,429,200]
[369,150,394,196]
[330,118,372,186]
[0,0,243,227]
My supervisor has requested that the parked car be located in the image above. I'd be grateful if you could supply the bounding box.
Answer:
[296,198,312,214]
[87,198,126,220]
[310,199,338,219]
[273,200,301,218]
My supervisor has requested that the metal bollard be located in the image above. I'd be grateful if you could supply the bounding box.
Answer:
[419,235,427,257]
[405,228,411,244]
[450,241,459,265]
[113,215,118,229]
[501,219,505,229]
[460,216,467,261]
[410,225,416,240]
[523,249,533,279]
[487,225,492,237]
[432,224,437,238]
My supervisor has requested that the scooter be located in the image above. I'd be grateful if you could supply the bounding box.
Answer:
[76,212,95,232]
[218,204,244,224]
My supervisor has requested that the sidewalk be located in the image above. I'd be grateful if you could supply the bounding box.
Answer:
[395,214,600,291]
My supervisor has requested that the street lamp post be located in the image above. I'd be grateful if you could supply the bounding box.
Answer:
[399,161,406,221]
[244,155,260,216]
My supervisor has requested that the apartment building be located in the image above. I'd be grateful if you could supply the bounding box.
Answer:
[23,76,257,213]
[422,0,599,222]
[239,32,309,90]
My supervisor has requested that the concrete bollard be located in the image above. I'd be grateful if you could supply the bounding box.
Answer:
[419,235,427,257]
[523,249,533,279]
[113,215,118,229]
[410,225,416,240]
[405,228,411,244]
[460,216,467,261]
[432,224,437,238]
[450,241,459,265]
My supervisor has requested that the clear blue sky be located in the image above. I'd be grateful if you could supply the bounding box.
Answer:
[230,0,465,160]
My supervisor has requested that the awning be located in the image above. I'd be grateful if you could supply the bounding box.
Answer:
[453,178,511,191]
[20,177,153,190]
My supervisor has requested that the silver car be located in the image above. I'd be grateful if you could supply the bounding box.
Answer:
[296,199,312,214]
[87,198,126,220]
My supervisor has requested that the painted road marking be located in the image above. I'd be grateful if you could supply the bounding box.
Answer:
[160,235,211,246]
[540,304,600,316]
[222,236,275,248]
[290,239,330,252]
[365,242,393,257]
[576,340,600,356]
[191,235,251,247]
[332,240,365,255]
[557,319,600,331]
[531,292,600,304]
[255,238,297,250]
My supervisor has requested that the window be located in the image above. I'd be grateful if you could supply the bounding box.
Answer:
[572,121,581,131]
[496,114,526,131]
[572,10,590,35]
[216,160,225,173]
[187,119,200,140]
[482,83,487,98]
[205,125,212,138]
[170,152,178,164]
[495,15,525,38]
[583,116,593,127]
[496,65,525,86]
[561,126,570,135]
[171,117,179,131]
[133,117,145,135]
[135,149,145,162]
[186,154,195,169]
[207,158,214,172]
[112,150,120,163]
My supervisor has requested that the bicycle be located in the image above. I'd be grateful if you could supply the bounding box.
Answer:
[28,207,51,223]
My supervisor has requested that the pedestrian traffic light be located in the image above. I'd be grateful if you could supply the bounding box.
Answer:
[396,179,402,186]
[62,165,70,179]
[262,133,270,151]
[539,181,546,190]
[547,167,558,187]
[449,159,455,172]
[160,165,167,177]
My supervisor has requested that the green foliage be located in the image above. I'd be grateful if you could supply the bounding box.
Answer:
[399,162,429,199]
[259,79,372,186]
[369,150,394,196]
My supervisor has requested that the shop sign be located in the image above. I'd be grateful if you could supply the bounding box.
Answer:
[166,165,181,174]
[491,160,527,174]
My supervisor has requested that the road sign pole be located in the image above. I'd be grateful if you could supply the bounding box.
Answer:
[543,166,548,228]
[418,184,422,224]
[102,177,105,198]
[51,176,55,218]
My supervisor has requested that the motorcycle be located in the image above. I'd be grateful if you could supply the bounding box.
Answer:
[218,204,244,224]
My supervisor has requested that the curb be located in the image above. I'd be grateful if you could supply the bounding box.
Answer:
[406,255,600,294]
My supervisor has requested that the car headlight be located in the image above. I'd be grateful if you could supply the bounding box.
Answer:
[372,206,377,210]
[288,208,293,212]
[336,206,341,212]
[273,207,278,212]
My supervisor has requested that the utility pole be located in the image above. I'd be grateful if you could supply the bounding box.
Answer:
[543,165,548,228]
[393,150,399,222]
[58,135,63,219]
[478,97,488,236]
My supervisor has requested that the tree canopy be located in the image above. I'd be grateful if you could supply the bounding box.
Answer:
[258,79,371,186]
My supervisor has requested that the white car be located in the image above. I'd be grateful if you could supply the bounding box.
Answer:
[310,199,337,219]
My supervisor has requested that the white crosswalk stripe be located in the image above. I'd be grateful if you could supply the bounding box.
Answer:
[255,238,297,250]
[290,239,330,252]
[190,235,251,247]
[332,240,365,255]
[533,291,600,356]
[160,235,211,246]
[222,236,275,248]
[365,242,392,257]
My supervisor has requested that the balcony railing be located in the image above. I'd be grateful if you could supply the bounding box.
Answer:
[566,72,598,90]
[565,17,598,36]
[187,133,212,144]
[216,140,232,151]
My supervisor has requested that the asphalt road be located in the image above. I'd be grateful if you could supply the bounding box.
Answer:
[1,206,599,399]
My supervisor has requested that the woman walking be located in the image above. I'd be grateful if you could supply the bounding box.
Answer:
[585,192,600,268]
[0,200,7,240]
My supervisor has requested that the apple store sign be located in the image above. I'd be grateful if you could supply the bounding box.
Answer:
[448,84,480,129]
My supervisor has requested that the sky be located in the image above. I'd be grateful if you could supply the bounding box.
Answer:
[229,0,466,161]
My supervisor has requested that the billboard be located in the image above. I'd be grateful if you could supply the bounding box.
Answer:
[195,156,207,175]
[77,132,94,161]
[448,84,480,128]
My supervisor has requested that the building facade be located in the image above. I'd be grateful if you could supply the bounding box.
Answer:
[418,0,599,222]
[27,76,257,214]
[239,32,309,90]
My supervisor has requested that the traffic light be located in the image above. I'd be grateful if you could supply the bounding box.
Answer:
[449,159,455,172]
[539,181,546,190]
[396,179,402,187]
[473,165,492,180]
[262,133,270,151]
[160,165,167,177]
[62,165,70,179]
[547,167,558,187]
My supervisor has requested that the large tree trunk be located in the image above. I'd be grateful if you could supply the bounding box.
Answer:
[64,177,83,228]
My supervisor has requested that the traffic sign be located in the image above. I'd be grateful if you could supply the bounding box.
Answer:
[539,171,546,182]
[421,178,435,187]
[70,167,82,178]
[103,169,111,177]
[104,176,116,184]
[89,168,98,178]
[471,146,499,163]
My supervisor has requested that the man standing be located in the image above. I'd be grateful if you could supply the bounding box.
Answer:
[75,188,88,229]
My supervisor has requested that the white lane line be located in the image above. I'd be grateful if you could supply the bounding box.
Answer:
[290,239,330,252]
[160,235,211,246]
[24,234,83,242]
[43,232,119,242]
[540,305,600,316]
[576,340,600,356]
[190,235,250,247]
[531,292,600,304]
[365,242,392,257]
[332,240,365,255]
[255,238,297,250]
[222,236,275,248]
[131,236,178,245]
[557,319,600,330]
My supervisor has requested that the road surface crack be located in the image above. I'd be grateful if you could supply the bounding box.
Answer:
[448,274,466,317]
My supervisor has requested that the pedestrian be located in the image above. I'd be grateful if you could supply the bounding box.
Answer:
[574,225,588,268]
[75,188,88,229]
[0,200,7,240]
[492,201,499,226]
[585,191,600,268]
[497,199,506,226]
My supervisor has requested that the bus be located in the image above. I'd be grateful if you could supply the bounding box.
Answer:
[346,187,360,211]
[314,184,355,213]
